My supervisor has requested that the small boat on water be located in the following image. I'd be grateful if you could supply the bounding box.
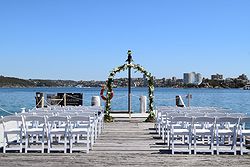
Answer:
[243,83,250,90]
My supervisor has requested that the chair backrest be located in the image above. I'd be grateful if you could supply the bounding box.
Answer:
[56,112,77,117]
[170,116,193,129]
[23,115,46,129]
[46,116,69,129]
[186,112,206,117]
[239,117,250,129]
[1,115,23,131]
[69,116,90,129]
[240,117,250,123]
[216,117,239,130]
[194,116,215,124]
[216,117,239,124]
[193,116,215,129]
[19,112,36,116]
[2,115,23,123]
[170,116,193,124]
[171,116,192,122]
[24,115,45,123]
[77,112,96,119]
[69,116,90,122]
[47,116,68,122]
[167,112,186,119]
[227,113,246,118]
[206,112,227,118]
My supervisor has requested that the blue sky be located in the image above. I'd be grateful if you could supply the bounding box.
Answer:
[0,0,249,80]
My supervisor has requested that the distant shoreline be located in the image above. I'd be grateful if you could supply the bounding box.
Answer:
[0,86,245,89]
[0,75,248,89]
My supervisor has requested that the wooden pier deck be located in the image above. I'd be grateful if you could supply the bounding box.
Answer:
[1,118,250,167]
[93,119,159,153]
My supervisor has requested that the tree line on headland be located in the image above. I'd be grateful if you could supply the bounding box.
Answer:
[0,75,249,89]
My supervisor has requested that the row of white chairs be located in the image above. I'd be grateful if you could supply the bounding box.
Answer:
[1,106,104,154]
[31,105,104,138]
[155,107,244,137]
[155,107,250,155]
[37,106,104,138]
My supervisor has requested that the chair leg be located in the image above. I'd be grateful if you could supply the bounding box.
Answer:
[25,135,29,153]
[233,134,237,155]
[172,134,174,155]
[98,122,101,136]
[48,135,51,153]
[216,134,219,155]
[163,128,166,143]
[167,130,170,147]
[20,133,23,153]
[3,134,6,153]
[42,134,44,153]
[157,124,160,135]
[70,135,73,154]
[240,135,243,155]
[64,135,67,153]
[194,135,197,155]
[211,134,214,155]
[87,131,90,154]
[188,134,192,154]
[91,132,94,150]
[95,125,97,141]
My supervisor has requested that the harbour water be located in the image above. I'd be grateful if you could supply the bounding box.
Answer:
[0,87,250,116]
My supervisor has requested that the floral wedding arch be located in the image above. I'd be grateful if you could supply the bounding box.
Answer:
[103,62,155,120]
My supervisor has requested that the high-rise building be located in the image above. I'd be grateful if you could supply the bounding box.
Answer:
[183,72,202,85]
[184,73,192,84]
[195,73,202,85]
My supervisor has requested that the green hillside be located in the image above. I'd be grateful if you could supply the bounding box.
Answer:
[0,76,35,87]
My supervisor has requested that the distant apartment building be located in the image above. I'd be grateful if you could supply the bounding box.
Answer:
[238,74,248,81]
[211,73,223,80]
[172,76,177,81]
[183,72,202,85]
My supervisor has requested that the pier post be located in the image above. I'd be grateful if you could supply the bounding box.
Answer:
[140,96,147,113]
[91,96,101,106]
[63,93,67,106]
[41,96,45,108]
[187,93,192,107]
[36,92,45,108]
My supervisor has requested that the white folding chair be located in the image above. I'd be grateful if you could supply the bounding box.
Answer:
[47,116,69,153]
[170,116,193,154]
[1,115,24,153]
[155,109,164,135]
[23,115,46,153]
[238,117,250,155]
[215,117,239,155]
[162,112,185,146]
[68,116,91,153]
[77,112,96,148]
[193,117,215,155]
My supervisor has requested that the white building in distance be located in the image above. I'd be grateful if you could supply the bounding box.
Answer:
[183,72,202,85]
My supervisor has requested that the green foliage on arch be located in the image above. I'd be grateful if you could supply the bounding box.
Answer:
[104,63,154,117]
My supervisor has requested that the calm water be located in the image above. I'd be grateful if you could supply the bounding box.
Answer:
[0,87,250,116]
